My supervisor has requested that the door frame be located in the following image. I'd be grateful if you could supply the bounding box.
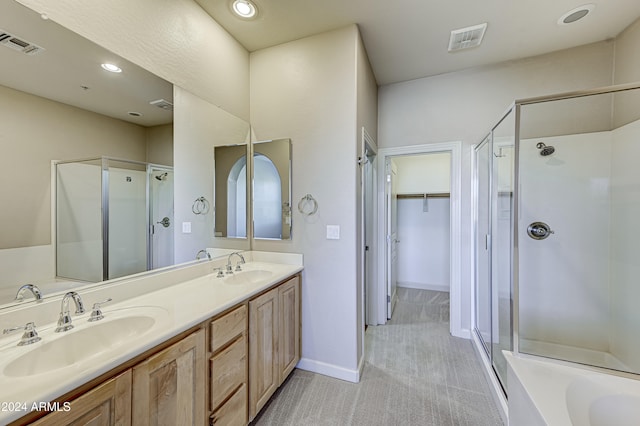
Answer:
[375,141,463,338]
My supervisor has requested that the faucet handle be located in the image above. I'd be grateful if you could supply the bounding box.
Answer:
[214,268,225,278]
[88,298,113,322]
[3,322,42,346]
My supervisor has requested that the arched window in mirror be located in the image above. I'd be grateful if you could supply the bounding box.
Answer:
[253,154,282,239]
[227,157,247,238]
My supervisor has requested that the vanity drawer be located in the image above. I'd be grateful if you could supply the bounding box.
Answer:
[210,383,247,426]
[210,334,247,411]
[210,305,247,353]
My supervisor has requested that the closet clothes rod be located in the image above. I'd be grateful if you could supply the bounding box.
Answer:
[396,192,450,199]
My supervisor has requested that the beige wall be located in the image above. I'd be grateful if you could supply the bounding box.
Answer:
[146,124,174,167]
[250,25,366,379]
[16,0,250,121]
[614,18,640,85]
[173,87,250,264]
[0,85,146,249]
[394,153,451,194]
[613,18,640,128]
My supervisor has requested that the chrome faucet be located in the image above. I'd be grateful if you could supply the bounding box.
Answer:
[196,249,212,260]
[14,284,42,302]
[227,252,246,273]
[55,292,85,332]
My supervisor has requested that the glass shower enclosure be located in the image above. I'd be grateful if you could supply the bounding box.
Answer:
[55,157,173,282]
[474,82,640,395]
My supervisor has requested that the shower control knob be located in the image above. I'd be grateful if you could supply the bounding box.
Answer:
[527,222,554,240]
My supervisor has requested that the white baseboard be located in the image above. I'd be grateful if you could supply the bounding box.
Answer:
[452,327,471,339]
[398,281,450,292]
[296,357,360,383]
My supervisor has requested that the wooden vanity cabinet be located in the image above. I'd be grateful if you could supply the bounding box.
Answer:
[18,272,300,426]
[209,305,248,425]
[249,275,301,421]
[132,328,206,426]
[30,370,132,426]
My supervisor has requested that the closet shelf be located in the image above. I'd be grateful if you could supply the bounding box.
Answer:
[397,192,450,199]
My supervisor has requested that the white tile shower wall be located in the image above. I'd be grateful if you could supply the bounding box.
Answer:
[610,117,640,371]
[518,132,612,352]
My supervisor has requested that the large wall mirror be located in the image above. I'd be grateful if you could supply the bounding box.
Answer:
[253,138,292,240]
[0,0,250,309]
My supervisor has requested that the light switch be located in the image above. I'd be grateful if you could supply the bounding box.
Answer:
[326,225,340,240]
[182,222,192,233]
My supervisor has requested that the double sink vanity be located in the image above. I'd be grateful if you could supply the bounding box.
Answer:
[0,251,302,425]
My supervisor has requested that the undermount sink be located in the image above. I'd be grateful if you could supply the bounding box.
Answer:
[224,269,273,285]
[4,308,166,377]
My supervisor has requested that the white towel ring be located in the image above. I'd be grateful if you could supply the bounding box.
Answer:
[298,194,318,216]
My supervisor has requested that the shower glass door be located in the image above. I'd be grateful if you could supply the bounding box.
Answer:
[474,109,514,394]
[474,135,492,357]
[491,110,515,389]
[106,159,147,280]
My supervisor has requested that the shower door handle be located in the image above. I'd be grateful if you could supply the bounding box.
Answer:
[156,217,171,228]
[527,222,554,240]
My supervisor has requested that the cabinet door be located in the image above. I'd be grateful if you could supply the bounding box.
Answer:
[279,276,301,383]
[32,370,132,426]
[248,288,279,421]
[132,329,206,426]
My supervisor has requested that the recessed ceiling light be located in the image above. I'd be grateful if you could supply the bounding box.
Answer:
[232,0,257,19]
[558,4,595,25]
[128,111,142,117]
[101,63,122,73]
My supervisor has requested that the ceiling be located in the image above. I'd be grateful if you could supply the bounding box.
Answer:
[196,0,640,85]
[0,1,173,127]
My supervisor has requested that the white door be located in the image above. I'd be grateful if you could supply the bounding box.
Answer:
[364,148,377,325]
[386,158,399,319]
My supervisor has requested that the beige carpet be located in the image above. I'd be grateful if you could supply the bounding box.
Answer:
[251,288,504,425]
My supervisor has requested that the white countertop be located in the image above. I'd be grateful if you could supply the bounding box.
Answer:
[0,255,302,424]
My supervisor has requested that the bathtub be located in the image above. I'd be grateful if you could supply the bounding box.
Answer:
[504,351,640,425]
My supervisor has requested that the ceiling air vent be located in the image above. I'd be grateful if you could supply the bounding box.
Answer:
[448,23,487,52]
[149,99,173,111]
[0,29,45,56]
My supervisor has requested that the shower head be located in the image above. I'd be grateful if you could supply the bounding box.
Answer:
[155,172,168,181]
[536,142,555,156]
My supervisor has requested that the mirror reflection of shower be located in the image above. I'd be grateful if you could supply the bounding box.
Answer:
[55,157,174,282]
[536,142,555,156]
